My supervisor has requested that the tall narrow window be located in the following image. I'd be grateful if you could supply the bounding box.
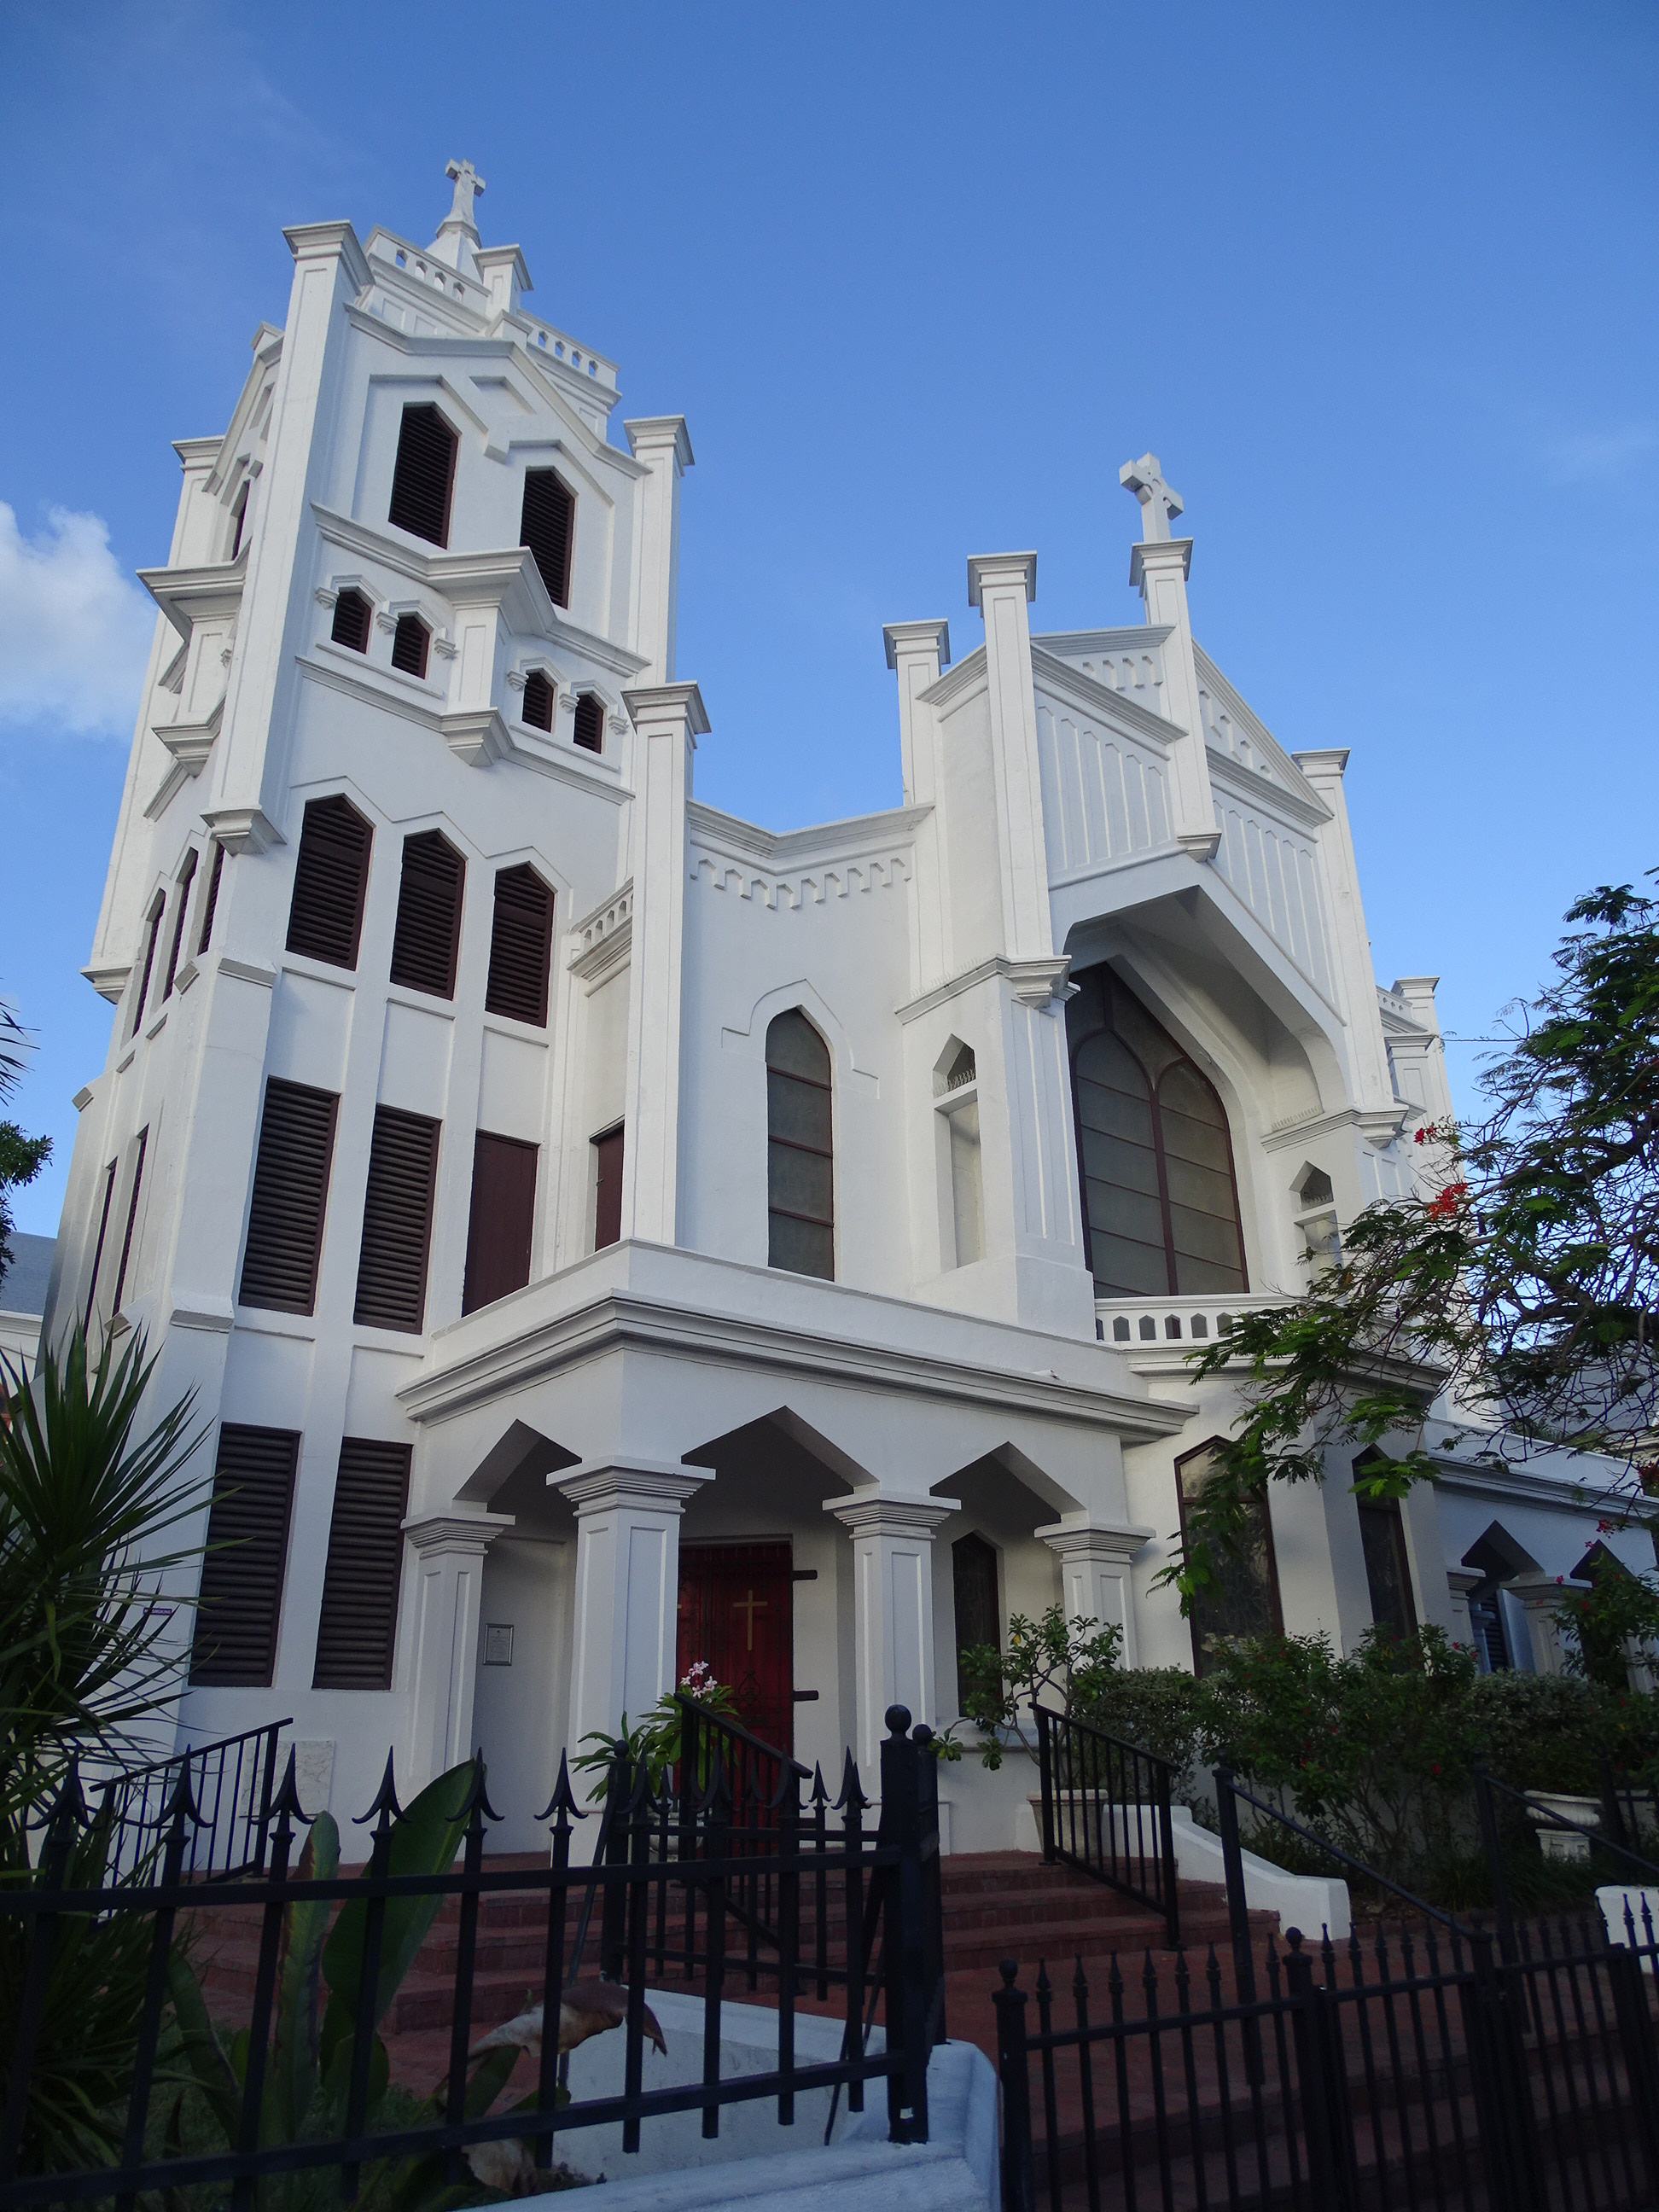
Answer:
[572,693,604,754]
[110,1130,148,1315]
[330,589,373,652]
[389,831,465,999]
[286,795,373,970]
[131,894,165,1037]
[521,670,555,732]
[520,469,574,607]
[190,1424,300,1687]
[230,485,249,560]
[387,404,457,547]
[1357,1495,1418,1640]
[84,1158,118,1319]
[1176,1439,1282,1674]
[952,1533,1000,1713]
[485,864,554,1027]
[463,1132,538,1313]
[353,1107,440,1332]
[312,1437,411,1690]
[1068,968,1247,1298]
[592,1125,624,1250]
[196,841,225,954]
[390,613,430,678]
[766,1010,834,1280]
[161,849,197,1002]
[240,1079,339,1314]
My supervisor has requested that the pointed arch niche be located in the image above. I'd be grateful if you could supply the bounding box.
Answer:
[1066,967,1248,1298]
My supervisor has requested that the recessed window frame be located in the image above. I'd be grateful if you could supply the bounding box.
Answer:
[765,1009,835,1282]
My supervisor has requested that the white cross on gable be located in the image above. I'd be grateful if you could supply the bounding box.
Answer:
[444,158,486,232]
[1119,453,1185,543]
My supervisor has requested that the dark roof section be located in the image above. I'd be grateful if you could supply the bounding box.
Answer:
[0,1232,55,1315]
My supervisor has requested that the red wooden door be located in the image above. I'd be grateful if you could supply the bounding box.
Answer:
[676,1542,794,1755]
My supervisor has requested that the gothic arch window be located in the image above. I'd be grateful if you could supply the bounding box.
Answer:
[1066,967,1247,1298]
[765,1009,833,1280]
[1175,1437,1283,1674]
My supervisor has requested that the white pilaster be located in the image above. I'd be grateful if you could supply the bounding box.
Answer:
[1446,1567,1482,1652]
[884,620,953,990]
[830,1496,955,1773]
[403,1511,514,1790]
[968,553,1054,961]
[619,682,707,1245]
[1509,1572,1584,1677]
[1294,748,1397,1112]
[1037,1519,1155,1669]
[558,1462,711,1799]
[625,417,694,685]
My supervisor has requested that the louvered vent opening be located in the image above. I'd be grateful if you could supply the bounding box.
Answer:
[521,670,554,731]
[231,486,249,560]
[196,841,224,954]
[312,1437,411,1690]
[573,693,604,754]
[190,1424,299,1687]
[84,1159,118,1318]
[389,831,465,999]
[388,404,457,547]
[330,589,372,653]
[131,895,164,1037]
[354,1106,440,1332]
[593,1124,624,1250]
[463,1132,538,1313]
[485,865,554,1027]
[286,795,373,969]
[521,469,574,607]
[112,1128,148,1313]
[162,849,197,1002]
[240,1079,339,1314]
[391,613,430,678]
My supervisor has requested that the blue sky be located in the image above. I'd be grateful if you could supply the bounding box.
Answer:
[2,0,1655,1239]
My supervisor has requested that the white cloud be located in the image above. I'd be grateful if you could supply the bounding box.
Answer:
[1540,422,1657,487]
[0,502,155,736]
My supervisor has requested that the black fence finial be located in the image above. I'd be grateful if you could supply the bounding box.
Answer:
[536,1748,586,1827]
[356,1748,403,1831]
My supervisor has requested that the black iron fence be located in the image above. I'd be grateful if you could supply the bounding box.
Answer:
[84,1717,289,1882]
[0,1700,946,2209]
[1032,1703,1179,1946]
[998,1757,1659,2212]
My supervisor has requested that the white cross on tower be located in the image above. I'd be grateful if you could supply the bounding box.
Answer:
[443,158,486,234]
[1119,452,1185,543]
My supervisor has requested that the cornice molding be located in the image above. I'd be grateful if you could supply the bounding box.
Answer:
[557,1462,711,1513]
[686,798,928,872]
[624,416,695,470]
[136,551,247,643]
[623,680,711,739]
[401,1510,515,1556]
[918,642,987,710]
[967,551,1037,606]
[1035,1518,1157,1561]
[203,808,284,856]
[568,882,633,985]
[1192,644,1324,813]
[1206,745,1330,830]
[82,963,131,1004]
[1033,626,1174,659]
[1028,643,1179,754]
[1260,1102,1412,1153]
[882,619,951,671]
[895,952,1074,1024]
[282,218,371,293]
[830,1495,957,1539]
[1129,538,1193,588]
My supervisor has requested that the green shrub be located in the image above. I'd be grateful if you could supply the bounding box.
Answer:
[1076,1668,1205,1799]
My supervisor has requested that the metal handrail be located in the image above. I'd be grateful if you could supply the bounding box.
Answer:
[1217,1765,1476,1938]
[1032,1703,1180,1946]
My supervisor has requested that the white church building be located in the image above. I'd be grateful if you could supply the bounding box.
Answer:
[43,164,1635,1851]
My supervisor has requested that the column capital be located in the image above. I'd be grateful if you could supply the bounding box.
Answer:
[621,680,709,740]
[1291,747,1352,782]
[1128,538,1194,589]
[829,1493,956,1540]
[967,551,1037,607]
[401,1511,514,1558]
[556,1460,712,1515]
[1035,1518,1155,1565]
[1446,1567,1484,1598]
[883,618,951,671]
[624,416,695,471]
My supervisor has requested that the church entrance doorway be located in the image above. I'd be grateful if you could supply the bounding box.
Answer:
[676,1541,794,1755]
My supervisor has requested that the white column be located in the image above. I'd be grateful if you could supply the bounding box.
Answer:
[1037,1519,1155,1669]
[620,682,708,1247]
[1130,537,1220,861]
[1293,748,1397,1113]
[625,416,694,684]
[403,1511,514,1792]
[883,620,953,989]
[1509,1572,1583,1676]
[968,553,1053,961]
[558,1462,711,1799]
[830,1496,954,1773]
[1447,1567,1482,1652]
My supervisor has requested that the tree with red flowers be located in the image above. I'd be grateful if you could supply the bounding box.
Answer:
[1161,876,1659,1610]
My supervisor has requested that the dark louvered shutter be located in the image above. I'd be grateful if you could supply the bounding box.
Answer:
[463,1132,538,1313]
[190,1424,299,1687]
[593,1124,624,1249]
[240,1080,339,1313]
[521,670,554,731]
[111,1128,148,1313]
[286,795,372,969]
[390,613,430,678]
[354,1106,440,1331]
[388,405,457,547]
[231,486,248,560]
[389,832,465,999]
[572,694,604,754]
[161,848,197,1001]
[131,896,164,1037]
[84,1158,118,1318]
[312,1437,411,1689]
[196,841,225,954]
[484,865,554,1027]
[520,469,574,607]
[330,589,373,652]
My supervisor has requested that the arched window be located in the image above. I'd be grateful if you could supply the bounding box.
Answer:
[521,669,555,731]
[572,692,605,754]
[765,1010,833,1279]
[1068,968,1247,1297]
